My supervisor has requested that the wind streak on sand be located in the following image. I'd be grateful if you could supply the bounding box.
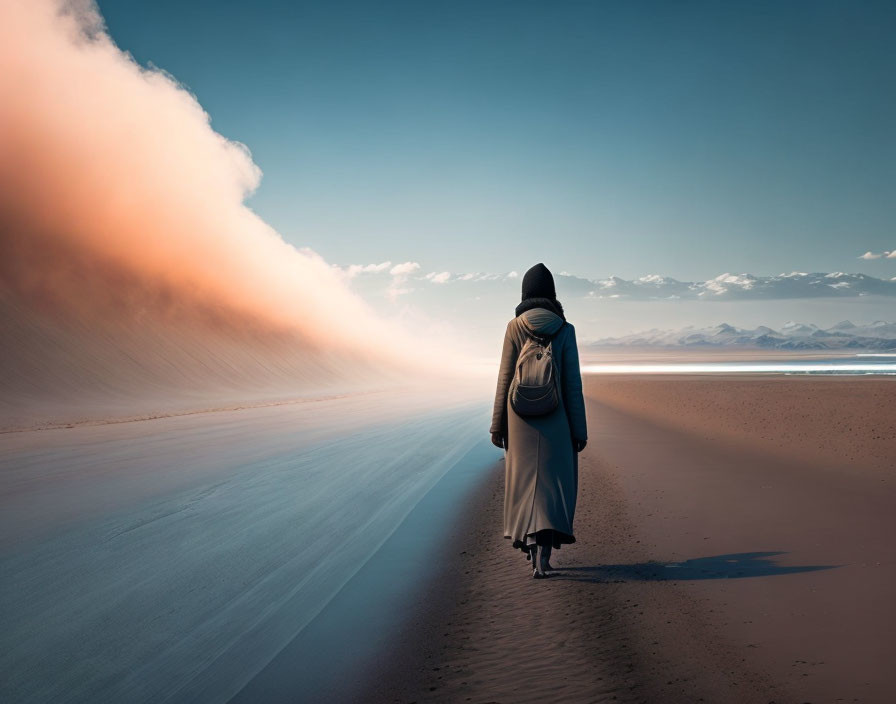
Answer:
[0,389,491,703]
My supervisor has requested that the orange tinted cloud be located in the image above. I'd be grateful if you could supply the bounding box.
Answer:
[0,0,440,366]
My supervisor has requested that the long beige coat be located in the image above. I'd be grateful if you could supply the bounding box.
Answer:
[490,307,588,552]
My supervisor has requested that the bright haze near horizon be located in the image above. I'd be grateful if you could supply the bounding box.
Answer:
[94,0,895,346]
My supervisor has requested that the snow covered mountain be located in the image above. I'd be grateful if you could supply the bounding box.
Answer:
[589,321,896,350]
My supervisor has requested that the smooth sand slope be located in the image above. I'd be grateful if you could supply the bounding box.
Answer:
[372,375,896,703]
[0,288,409,433]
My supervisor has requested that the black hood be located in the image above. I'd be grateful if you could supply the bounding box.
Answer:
[521,262,556,300]
[517,263,566,320]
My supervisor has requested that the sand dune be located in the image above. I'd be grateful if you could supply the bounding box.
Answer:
[0,284,407,432]
[0,0,459,431]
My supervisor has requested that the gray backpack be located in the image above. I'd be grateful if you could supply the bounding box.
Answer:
[509,323,566,416]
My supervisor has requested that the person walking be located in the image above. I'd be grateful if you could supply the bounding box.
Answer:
[490,262,588,578]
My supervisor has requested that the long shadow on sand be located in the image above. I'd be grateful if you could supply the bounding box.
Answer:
[554,551,837,582]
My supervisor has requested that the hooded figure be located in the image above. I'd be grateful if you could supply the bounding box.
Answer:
[490,263,588,578]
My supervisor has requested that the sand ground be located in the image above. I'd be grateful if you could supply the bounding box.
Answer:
[369,375,896,704]
[0,389,492,703]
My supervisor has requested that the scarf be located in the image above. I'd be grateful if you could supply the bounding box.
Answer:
[515,296,566,321]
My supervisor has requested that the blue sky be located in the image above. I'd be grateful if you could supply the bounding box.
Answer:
[96,0,894,282]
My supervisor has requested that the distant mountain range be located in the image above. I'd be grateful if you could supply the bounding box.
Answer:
[589,320,896,350]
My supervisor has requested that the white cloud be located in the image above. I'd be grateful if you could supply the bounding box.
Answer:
[386,261,421,301]
[860,249,894,260]
[334,263,896,305]
[341,261,392,278]
[389,261,420,276]
[458,270,896,300]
